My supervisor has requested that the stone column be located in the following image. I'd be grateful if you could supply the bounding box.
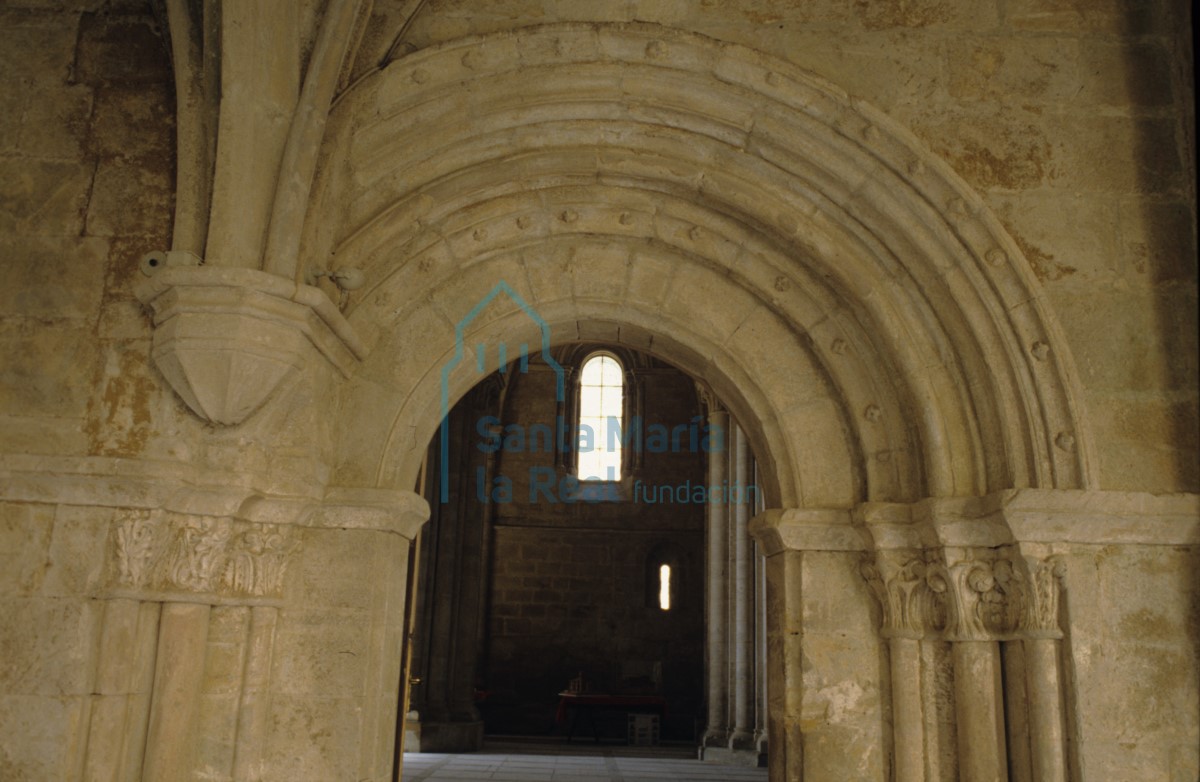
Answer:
[755,538,769,757]
[142,602,211,781]
[81,598,161,782]
[861,551,931,782]
[702,399,730,749]
[1021,555,1068,782]
[931,552,1016,782]
[728,422,756,751]
[231,605,279,781]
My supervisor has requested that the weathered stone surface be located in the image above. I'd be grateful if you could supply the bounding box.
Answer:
[0,5,1195,782]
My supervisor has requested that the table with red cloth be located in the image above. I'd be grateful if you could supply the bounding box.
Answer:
[555,692,668,743]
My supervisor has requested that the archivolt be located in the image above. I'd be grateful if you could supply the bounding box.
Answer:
[313,23,1095,504]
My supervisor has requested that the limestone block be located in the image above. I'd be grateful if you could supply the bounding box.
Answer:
[948,35,1092,106]
[0,413,90,457]
[195,691,241,781]
[0,158,93,236]
[40,503,110,597]
[263,694,365,782]
[660,262,759,345]
[0,693,86,781]
[0,320,99,418]
[1077,40,1175,108]
[987,192,1115,285]
[73,13,171,87]
[1050,286,1187,392]
[15,82,93,159]
[273,609,371,698]
[0,235,109,320]
[912,106,1055,191]
[0,597,100,696]
[778,399,858,507]
[1054,114,1183,195]
[1007,0,1168,35]
[87,83,174,165]
[568,241,633,304]
[0,503,54,597]
[848,0,1000,30]
[0,11,80,88]
[85,157,174,237]
[1063,544,1200,781]
[1117,197,1197,285]
[1087,393,1199,493]
[203,606,250,696]
[289,527,383,610]
[83,341,180,459]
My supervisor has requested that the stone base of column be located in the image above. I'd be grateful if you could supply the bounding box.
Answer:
[699,745,767,767]
[403,719,485,753]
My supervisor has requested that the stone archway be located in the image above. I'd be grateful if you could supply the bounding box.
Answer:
[119,20,1107,782]
[303,23,1096,782]
[321,23,1094,505]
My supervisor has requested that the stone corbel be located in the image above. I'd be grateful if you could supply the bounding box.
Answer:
[135,265,366,425]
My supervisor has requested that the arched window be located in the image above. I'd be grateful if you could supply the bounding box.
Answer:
[644,543,681,611]
[577,353,623,481]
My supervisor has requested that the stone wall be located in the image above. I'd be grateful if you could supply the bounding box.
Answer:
[0,5,175,778]
[0,3,176,461]
[388,0,1197,494]
[0,1,1195,780]
[482,355,707,739]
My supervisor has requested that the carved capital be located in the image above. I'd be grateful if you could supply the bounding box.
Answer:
[112,510,299,600]
[135,266,365,425]
[927,549,1023,641]
[860,550,938,639]
[695,381,725,415]
[1020,555,1066,639]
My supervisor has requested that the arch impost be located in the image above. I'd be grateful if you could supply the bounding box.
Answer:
[856,489,1200,641]
[856,489,1200,550]
[135,266,367,425]
[748,508,862,557]
[309,486,430,540]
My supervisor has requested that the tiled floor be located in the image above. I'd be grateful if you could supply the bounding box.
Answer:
[401,740,768,782]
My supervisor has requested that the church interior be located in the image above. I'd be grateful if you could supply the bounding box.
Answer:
[0,1,1196,780]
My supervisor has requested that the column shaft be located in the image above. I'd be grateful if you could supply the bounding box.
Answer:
[142,602,211,781]
[755,538,768,755]
[703,408,730,747]
[952,640,1008,782]
[729,423,755,749]
[231,605,279,781]
[1025,639,1068,782]
[889,636,925,782]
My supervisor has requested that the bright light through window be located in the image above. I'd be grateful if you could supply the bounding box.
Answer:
[658,564,672,611]
[577,354,623,481]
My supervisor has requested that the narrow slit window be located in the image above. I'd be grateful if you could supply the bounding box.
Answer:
[577,354,623,481]
[658,564,672,611]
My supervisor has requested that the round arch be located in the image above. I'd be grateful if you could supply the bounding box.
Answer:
[313,22,1095,506]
